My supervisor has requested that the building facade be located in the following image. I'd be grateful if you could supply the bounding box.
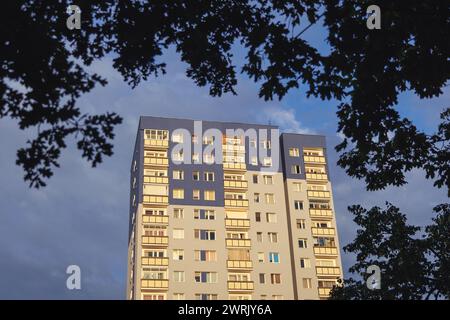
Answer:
[126,116,342,300]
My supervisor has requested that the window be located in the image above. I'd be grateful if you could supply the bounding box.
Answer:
[251,156,258,165]
[204,190,216,201]
[173,229,184,239]
[204,172,215,181]
[300,258,311,269]
[294,200,304,210]
[173,271,185,282]
[193,189,200,200]
[257,252,265,263]
[298,238,308,248]
[289,148,300,157]
[194,250,217,262]
[263,157,272,166]
[269,252,280,264]
[203,136,214,145]
[173,188,184,199]
[192,153,200,163]
[293,182,302,192]
[173,208,184,219]
[263,175,273,185]
[194,209,215,220]
[257,232,263,242]
[268,232,278,243]
[270,274,281,284]
[255,212,261,222]
[173,249,184,261]
[195,272,218,283]
[291,165,301,174]
[259,273,265,284]
[173,293,185,300]
[195,294,218,300]
[254,193,260,203]
[252,174,258,184]
[143,294,165,300]
[264,140,271,149]
[194,229,216,240]
[172,170,184,180]
[265,193,275,204]
[192,171,200,181]
[302,278,312,289]
[192,134,198,144]
[260,295,267,300]
[132,177,136,189]
[266,212,277,223]
[272,295,283,300]
[172,133,183,143]
[297,219,306,229]
[203,154,215,164]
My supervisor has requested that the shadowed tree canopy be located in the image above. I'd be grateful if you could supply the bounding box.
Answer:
[1,1,449,189]
[329,203,450,300]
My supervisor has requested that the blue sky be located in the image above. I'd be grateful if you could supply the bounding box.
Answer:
[0,22,447,299]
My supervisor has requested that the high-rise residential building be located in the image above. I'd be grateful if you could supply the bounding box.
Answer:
[126,116,343,300]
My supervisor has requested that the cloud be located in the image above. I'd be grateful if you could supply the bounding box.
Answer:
[258,106,313,134]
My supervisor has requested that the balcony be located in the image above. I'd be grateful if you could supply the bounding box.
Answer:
[311,227,336,236]
[141,257,169,266]
[307,190,331,198]
[141,279,169,289]
[306,173,328,181]
[226,238,251,248]
[144,157,169,166]
[313,246,338,256]
[318,287,331,297]
[303,155,326,164]
[316,266,341,276]
[225,199,249,208]
[222,144,245,153]
[142,236,169,246]
[225,218,250,229]
[143,195,169,205]
[224,180,248,189]
[223,162,246,171]
[227,260,253,270]
[309,209,333,218]
[144,139,168,148]
[142,215,169,224]
[143,176,169,184]
[227,281,254,291]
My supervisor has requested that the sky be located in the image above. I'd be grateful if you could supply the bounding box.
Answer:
[0,22,448,300]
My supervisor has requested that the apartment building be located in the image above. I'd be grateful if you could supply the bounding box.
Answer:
[126,116,342,300]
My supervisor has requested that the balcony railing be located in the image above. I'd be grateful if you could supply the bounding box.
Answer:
[306,173,328,181]
[143,195,169,204]
[309,209,333,218]
[226,238,251,247]
[141,257,169,266]
[318,287,332,297]
[225,199,249,208]
[222,145,245,153]
[311,227,336,236]
[303,155,326,163]
[142,215,169,224]
[313,246,338,256]
[307,190,331,198]
[144,139,169,148]
[224,180,248,189]
[227,260,253,270]
[143,176,169,184]
[227,281,254,291]
[144,157,169,166]
[316,266,341,276]
[142,236,169,246]
[223,163,246,171]
[141,279,169,289]
[225,218,250,228]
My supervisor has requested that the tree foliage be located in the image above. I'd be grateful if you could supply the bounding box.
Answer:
[1,1,449,190]
[329,203,450,300]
